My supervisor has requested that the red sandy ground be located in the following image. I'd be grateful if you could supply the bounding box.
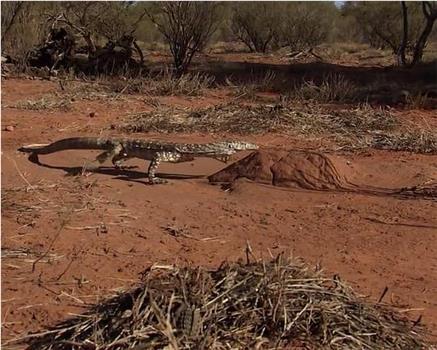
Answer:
[1,78,436,345]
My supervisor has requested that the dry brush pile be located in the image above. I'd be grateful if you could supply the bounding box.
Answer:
[117,103,397,136]
[20,256,428,350]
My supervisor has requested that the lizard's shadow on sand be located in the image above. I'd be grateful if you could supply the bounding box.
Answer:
[27,156,205,184]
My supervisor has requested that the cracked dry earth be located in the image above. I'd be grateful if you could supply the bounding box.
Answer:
[1,78,437,344]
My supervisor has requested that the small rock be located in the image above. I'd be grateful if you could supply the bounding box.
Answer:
[89,112,97,118]
[5,125,14,132]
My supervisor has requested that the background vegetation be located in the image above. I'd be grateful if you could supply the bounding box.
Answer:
[1,1,437,73]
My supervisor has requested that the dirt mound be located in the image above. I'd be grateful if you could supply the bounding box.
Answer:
[209,149,356,191]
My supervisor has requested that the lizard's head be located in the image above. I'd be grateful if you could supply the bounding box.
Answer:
[221,141,259,151]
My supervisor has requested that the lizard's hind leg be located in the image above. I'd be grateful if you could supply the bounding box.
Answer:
[148,154,167,184]
[147,151,184,184]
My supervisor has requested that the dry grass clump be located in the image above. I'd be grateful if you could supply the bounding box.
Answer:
[288,74,359,103]
[226,70,276,100]
[117,103,302,134]
[148,71,215,96]
[105,71,215,97]
[56,80,122,101]
[11,96,72,111]
[328,104,397,133]
[404,91,434,110]
[118,102,397,137]
[20,256,428,350]
[371,130,437,154]
[53,71,214,101]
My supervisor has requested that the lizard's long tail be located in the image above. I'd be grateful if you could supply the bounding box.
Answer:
[18,137,106,154]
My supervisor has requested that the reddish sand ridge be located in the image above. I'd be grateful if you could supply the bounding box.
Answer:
[1,78,437,344]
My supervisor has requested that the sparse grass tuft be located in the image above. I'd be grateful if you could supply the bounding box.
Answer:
[404,91,432,110]
[104,70,215,97]
[226,70,276,100]
[148,71,216,96]
[288,73,359,103]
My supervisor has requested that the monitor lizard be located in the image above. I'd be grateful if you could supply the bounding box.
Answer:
[18,137,258,184]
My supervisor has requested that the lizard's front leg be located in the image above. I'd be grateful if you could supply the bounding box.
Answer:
[112,152,130,169]
[82,143,124,173]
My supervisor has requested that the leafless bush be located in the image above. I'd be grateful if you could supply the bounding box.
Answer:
[274,2,335,53]
[342,2,437,66]
[1,2,49,65]
[230,2,277,53]
[146,2,220,76]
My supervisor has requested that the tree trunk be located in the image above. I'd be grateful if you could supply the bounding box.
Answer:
[409,1,437,67]
[396,1,408,66]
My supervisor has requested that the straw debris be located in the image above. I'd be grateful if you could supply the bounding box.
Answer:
[22,256,428,349]
[12,96,72,111]
[371,130,437,154]
[117,102,397,137]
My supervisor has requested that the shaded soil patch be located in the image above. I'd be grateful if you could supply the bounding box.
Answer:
[192,60,437,92]
[17,257,428,350]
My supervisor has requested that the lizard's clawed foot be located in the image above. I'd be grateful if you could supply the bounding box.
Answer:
[28,153,41,165]
[149,177,168,185]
